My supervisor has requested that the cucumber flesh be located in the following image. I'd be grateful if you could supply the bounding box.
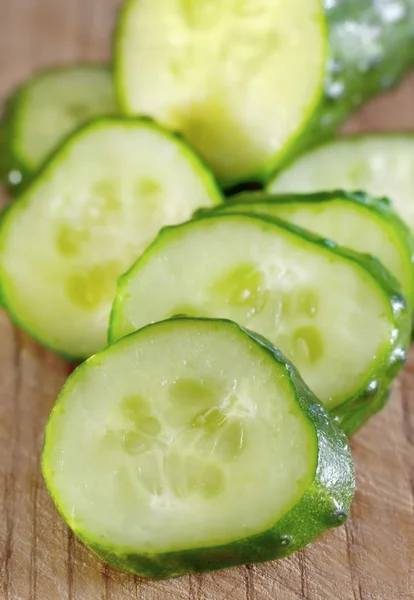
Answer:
[115,0,326,185]
[208,191,414,312]
[268,136,414,233]
[5,65,117,178]
[42,317,355,578]
[0,118,221,359]
[109,214,410,425]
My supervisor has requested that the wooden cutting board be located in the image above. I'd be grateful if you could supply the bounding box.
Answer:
[0,2,414,599]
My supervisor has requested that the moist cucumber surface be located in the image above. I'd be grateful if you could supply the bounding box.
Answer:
[42,317,355,579]
[115,0,414,186]
[115,0,327,185]
[0,64,117,189]
[268,135,414,234]
[109,214,410,431]
[283,1,414,168]
[203,191,414,312]
[0,117,222,359]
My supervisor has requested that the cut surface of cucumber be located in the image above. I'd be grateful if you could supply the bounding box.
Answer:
[115,0,326,185]
[204,191,414,312]
[115,0,414,186]
[109,214,410,429]
[42,317,355,578]
[0,118,222,359]
[0,65,117,188]
[268,135,414,234]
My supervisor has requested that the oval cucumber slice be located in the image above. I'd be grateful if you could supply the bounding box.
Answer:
[0,117,222,359]
[268,135,414,234]
[0,64,118,190]
[109,214,410,434]
[42,317,355,579]
[114,0,414,186]
[115,0,327,185]
[202,191,414,316]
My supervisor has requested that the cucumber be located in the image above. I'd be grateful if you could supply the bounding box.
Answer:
[42,317,355,579]
[109,214,410,433]
[268,135,414,233]
[0,117,222,359]
[200,191,414,316]
[0,65,117,190]
[115,0,414,186]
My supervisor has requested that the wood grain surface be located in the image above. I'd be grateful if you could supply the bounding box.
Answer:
[0,2,414,599]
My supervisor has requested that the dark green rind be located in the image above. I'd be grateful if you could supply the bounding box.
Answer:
[0,91,29,194]
[272,0,414,178]
[195,189,414,311]
[0,116,224,361]
[336,386,392,438]
[0,63,118,194]
[42,317,355,580]
[109,213,411,435]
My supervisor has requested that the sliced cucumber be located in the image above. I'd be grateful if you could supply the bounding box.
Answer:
[115,0,327,185]
[0,64,117,189]
[268,135,414,234]
[42,317,355,579]
[109,214,410,433]
[201,191,414,315]
[115,0,414,186]
[0,117,222,359]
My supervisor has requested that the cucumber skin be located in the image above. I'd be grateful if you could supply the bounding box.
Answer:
[275,0,414,177]
[110,212,411,437]
[0,64,117,194]
[43,318,355,580]
[0,91,29,194]
[200,190,414,311]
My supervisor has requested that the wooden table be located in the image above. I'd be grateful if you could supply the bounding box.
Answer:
[0,2,414,598]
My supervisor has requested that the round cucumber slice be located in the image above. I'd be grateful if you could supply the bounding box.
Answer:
[115,0,327,185]
[109,214,410,433]
[268,135,414,235]
[114,0,414,186]
[201,190,414,316]
[0,64,118,190]
[0,117,222,359]
[42,317,355,579]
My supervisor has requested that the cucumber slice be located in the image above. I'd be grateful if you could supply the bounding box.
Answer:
[109,214,410,433]
[42,317,355,579]
[114,0,414,186]
[0,117,222,359]
[268,135,414,234]
[0,64,117,189]
[115,0,327,185]
[201,191,414,316]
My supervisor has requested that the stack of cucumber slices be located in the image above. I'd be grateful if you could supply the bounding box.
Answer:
[2,0,414,581]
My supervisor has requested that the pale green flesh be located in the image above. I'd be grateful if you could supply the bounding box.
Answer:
[14,66,117,169]
[111,216,394,410]
[43,319,316,553]
[220,199,414,306]
[0,121,221,358]
[116,0,326,183]
[268,137,414,233]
